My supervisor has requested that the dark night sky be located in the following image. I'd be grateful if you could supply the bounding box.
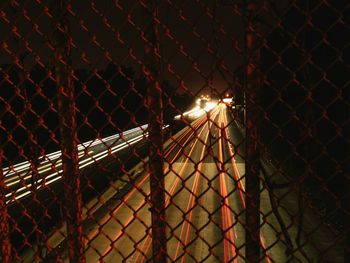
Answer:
[0,0,291,94]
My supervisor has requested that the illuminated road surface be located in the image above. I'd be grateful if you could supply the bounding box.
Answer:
[20,103,342,262]
[92,104,273,263]
[3,125,148,204]
[81,103,341,263]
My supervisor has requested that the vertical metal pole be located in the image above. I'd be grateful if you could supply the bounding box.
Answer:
[245,1,261,262]
[143,1,167,261]
[346,184,350,263]
[53,1,85,262]
[0,150,11,263]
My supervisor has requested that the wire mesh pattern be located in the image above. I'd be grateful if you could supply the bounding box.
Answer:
[0,0,348,262]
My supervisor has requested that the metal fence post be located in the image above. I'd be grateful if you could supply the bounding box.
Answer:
[53,1,85,262]
[143,1,167,261]
[346,184,350,262]
[245,1,261,262]
[0,150,11,263]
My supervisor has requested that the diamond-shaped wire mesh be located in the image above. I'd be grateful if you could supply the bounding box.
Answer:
[0,0,348,262]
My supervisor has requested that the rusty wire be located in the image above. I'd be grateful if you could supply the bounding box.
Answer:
[0,0,348,262]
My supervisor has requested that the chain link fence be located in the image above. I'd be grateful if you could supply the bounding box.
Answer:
[1,0,348,262]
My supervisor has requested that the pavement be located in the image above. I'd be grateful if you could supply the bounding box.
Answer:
[18,103,344,262]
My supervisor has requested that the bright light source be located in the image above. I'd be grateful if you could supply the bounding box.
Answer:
[204,102,217,112]
[174,100,218,120]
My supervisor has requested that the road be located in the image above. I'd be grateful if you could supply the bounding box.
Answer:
[78,103,263,262]
[17,102,343,262]
[79,102,342,262]
[3,124,149,204]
